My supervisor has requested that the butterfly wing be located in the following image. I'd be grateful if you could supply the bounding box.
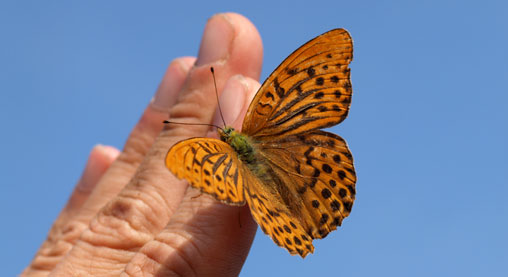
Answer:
[165,138,246,205]
[166,137,317,256]
[255,130,356,242]
[242,28,353,138]
[242,171,316,257]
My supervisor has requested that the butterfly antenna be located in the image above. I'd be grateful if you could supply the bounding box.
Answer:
[163,120,222,131]
[210,67,227,127]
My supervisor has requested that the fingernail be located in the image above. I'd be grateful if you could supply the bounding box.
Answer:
[95,145,120,162]
[196,14,234,66]
[77,145,119,192]
[151,59,193,112]
[212,75,247,126]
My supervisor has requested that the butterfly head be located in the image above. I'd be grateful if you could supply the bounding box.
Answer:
[218,126,235,142]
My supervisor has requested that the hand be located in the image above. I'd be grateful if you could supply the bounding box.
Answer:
[23,13,263,276]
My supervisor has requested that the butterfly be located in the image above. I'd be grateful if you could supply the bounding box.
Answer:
[165,29,356,257]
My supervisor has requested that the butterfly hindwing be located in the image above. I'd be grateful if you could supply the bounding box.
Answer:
[242,28,353,139]
[256,130,356,240]
[241,169,315,257]
[166,138,246,205]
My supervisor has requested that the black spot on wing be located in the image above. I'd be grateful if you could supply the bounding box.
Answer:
[322,164,332,174]
[307,67,316,77]
[338,170,346,180]
[265,91,275,100]
[329,179,337,187]
[339,188,347,198]
[311,200,320,208]
[330,200,340,211]
[287,67,298,75]
[319,213,329,225]
[273,77,285,98]
[294,236,302,245]
[314,91,324,99]
[318,106,328,112]
[347,184,356,195]
[333,154,341,163]
[321,188,331,199]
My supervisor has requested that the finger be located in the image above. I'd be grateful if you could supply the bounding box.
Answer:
[123,76,261,276]
[50,13,263,275]
[22,145,119,276]
[67,145,120,218]
[151,56,197,112]
[24,57,195,276]
[78,56,197,215]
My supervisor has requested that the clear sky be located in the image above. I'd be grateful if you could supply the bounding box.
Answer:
[1,1,507,276]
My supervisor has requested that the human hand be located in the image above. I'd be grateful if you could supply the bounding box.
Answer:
[23,12,263,276]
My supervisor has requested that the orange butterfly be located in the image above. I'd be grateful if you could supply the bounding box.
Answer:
[166,29,356,257]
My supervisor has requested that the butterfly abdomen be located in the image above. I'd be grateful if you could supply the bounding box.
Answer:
[220,128,302,214]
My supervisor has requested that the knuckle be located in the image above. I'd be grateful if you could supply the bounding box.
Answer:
[60,220,88,244]
[83,196,153,250]
[26,220,88,272]
[82,192,168,250]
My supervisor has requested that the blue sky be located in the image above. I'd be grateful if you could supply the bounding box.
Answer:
[1,1,507,276]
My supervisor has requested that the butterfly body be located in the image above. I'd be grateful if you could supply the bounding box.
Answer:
[219,127,257,166]
[166,29,356,257]
[219,128,290,209]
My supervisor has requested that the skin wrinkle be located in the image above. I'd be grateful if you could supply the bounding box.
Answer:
[151,198,237,275]
[119,131,161,168]
[113,193,162,234]
[85,214,150,251]
[164,125,211,141]
[29,221,87,271]
[31,256,63,271]
[121,136,155,165]
[122,252,157,277]
[141,188,176,229]
[130,151,189,216]
[112,150,145,174]
[64,240,133,274]
[59,221,88,244]
[170,91,217,123]
[152,232,200,277]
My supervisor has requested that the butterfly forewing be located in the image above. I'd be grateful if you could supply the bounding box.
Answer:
[166,138,246,205]
[242,28,353,138]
